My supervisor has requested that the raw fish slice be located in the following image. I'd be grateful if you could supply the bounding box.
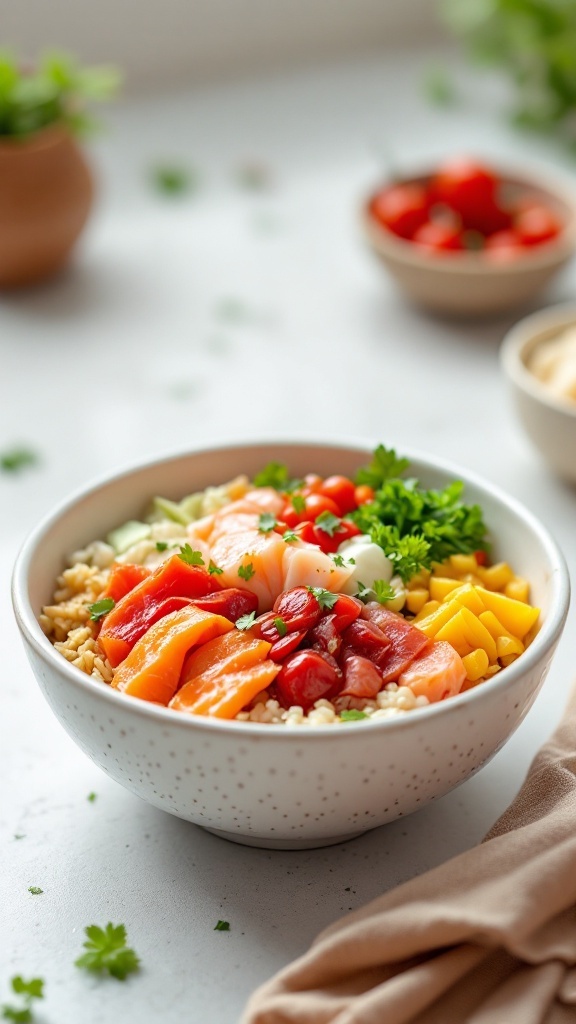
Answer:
[241,488,286,514]
[209,528,286,610]
[362,604,431,683]
[398,640,465,702]
[282,544,353,595]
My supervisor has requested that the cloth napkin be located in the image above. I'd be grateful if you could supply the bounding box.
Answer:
[242,684,576,1024]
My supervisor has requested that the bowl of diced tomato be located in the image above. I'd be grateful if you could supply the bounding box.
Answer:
[12,440,569,849]
[364,157,576,315]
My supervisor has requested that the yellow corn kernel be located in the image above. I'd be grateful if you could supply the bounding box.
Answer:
[496,635,525,659]
[475,588,539,639]
[407,570,431,590]
[414,600,460,637]
[505,578,530,603]
[462,648,489,682]
[478,610,516,641]
[412,599,440,623]
[485,663,502,678]
[450,583,486,616]
[450,553,480,576]
[405,589,430,615]
[500,653,520,668]
[435,610,475,657]
[429,576,462,602]
[476,562,514,592]
[456,605,498,663]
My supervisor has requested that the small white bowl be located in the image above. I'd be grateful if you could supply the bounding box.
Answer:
[12,441,570,849]
[501,304,576,483]
[363,167,576,316]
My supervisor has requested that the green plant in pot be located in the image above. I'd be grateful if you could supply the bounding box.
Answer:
[0,52,120,288]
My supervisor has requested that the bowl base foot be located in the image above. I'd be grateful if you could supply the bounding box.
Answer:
[202,825,367,850]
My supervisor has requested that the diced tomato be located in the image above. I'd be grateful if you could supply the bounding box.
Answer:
[413,221,464,252]
[318,476,357,514]
[340,619,391,667]
[370,184,430,239]
[474,550,487,567]
[362,604,431,682]
[354,485,375,506]
[340,655,383,699]
[273,586,323,632]
[275,650,340,711]
[190,588,258,622]
[307,614,342,658]
[515,204,561,246]
[268,630,307,662]
[431,158,499,231]
[103,563,151,604]
[331,594,363,631]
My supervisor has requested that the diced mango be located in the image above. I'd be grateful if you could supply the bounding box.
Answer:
[406,588,430,614]
[462,648,489,682]
[412,599,440,623]
[431,559,456,578]
[450,554,480,575]
[429,576,463,602]
[475,588,540,639]
[414,600,460,637]
[435,610,476,658]
[496,635,525,659]
[456,605,498,663]
[449,583,486,616]
[407,570,431,590]
[505,578,530,603]
[478,610,516,641]
[477,562,513,591]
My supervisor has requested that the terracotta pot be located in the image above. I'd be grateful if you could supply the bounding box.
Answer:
[0,124,94,288]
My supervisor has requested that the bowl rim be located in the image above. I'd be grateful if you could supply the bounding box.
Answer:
[500,302,576,418]
[12,437,571,740]
[363,162,576,275]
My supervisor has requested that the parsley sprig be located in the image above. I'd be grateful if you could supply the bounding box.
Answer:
[307,587,338,611]
[75,923,140,981]
[87,598,115,622]
[1,977,44,1023]
[178,544,205,566]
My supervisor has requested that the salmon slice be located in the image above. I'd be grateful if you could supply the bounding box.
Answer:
[362,604,432,683]
[178,629,272,686]
[170,660,281,718]
[398,640,466,702]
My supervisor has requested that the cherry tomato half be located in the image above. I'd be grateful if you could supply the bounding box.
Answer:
[354,484,375,506]
[370,184,430,239]
[483,229,524,262]
[515,204,561,246]
[275,650,340,711]
[303,493,342,521]
[318,475,357,514]
[431,158,499,232]
[412,221,464,252]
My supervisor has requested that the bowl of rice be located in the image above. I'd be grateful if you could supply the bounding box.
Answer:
[12,440,569,848]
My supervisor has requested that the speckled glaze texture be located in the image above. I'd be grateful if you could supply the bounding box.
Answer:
[13,442,570,849]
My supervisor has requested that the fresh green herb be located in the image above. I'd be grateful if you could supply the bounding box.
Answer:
[314,511,342,536]
[27,888,42,896]
[253,461,290,489]
[1,976,44,1023]
[283,530,298,543]
[331,553,346,567]
[87,598,115,622]
[307,587,338,611]
[178,544,205,566]
[423,64,457,106]
[0,51,119,139]
[340,710,368,722]
[150,165,198,196]
[258,512,277,533]
[0,447,39,474]
[273,617,288,638]
[208,561,224,576]
[291,494,306,515]
[373,579,396,604]
[355,445,410,490]
[155,541,168,552]
[74,923,140,981]
[87,792,97,803]
[214,920,230,931]
[236,611,256,631]
[355,581,373,603]
[238,563,255,581]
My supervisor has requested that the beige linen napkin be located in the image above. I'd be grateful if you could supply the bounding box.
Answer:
[242,684,576,1024]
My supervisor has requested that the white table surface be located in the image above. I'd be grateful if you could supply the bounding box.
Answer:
[2,47,575,1024]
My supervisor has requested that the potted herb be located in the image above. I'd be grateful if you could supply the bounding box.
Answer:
[0,52,119,288]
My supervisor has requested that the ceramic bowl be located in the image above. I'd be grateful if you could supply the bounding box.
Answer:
[363,168,576,315]
[501,304,576,483]
[12,441,570,850]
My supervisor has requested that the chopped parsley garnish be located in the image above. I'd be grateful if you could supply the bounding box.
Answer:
[2,976,44,1023]
[214,920,230,931]
[291,494,306,515]
[340,710,368,722]
[27,887,43,896]
[253,462,302,492]
[75,923,140,981]
[373,579,396,604]
[155,542,168,552]
[208,561,224,576]
[178,544,205,566]
[258,512,277,534]
[307,587,338,611]
[87,792,97,803]
[355,445,410,490]
[283,530,298,543]
[238,563,255,581]
[87,598,115,622]
[0,447,39,474]
[355,581,372,602]
[314,511,342,536]
[331,553,346,567]
[236,611,256,631]
[273,617,288,637]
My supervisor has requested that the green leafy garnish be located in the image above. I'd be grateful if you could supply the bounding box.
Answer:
[87,792,97,802]
[238,563,255,581]
[253,461,289,489]
[373,579,396,604]
[283,530,298,543]
[331,553,346,567]
[340,710,368,722]
[1,976,44,1023]
[208,561,224,576]
[74,923,140,981]
[0,447,39,474]
[236,611,256,631]
[151,166,197,196]
[27,888,42,896]
[307,587,338,611]
[291,494,306,515]
[355,581,372,603]
[178,544,205,566]
[87,598,115,622]
[258,512,277,534]
[314,511,342,536]
[214,920,230,931]
[273,617,288,638]
[155,541,168,552]
[355,445,410,490]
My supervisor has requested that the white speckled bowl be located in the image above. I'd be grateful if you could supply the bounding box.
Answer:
[12,441,570,849]
[501,304,576,484]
